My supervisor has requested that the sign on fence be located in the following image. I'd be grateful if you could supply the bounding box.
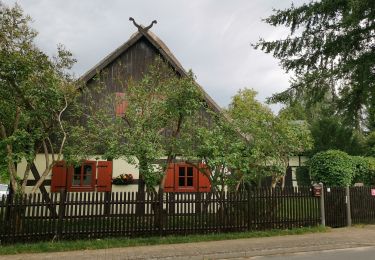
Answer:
[371,189,375,196]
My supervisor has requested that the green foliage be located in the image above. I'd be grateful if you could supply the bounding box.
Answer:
[227,88,313,187]
[295,166,311,187]
[255,0,375,130]
[364,157,375,186]
[309,150,354,186]
[365,131,375,157]
[346,155,375,186]
[351,156,370,184]
[0,3,78,192]
[309,117,365,155]
[187,113,252,191]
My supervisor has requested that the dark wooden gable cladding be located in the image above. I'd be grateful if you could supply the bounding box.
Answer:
[86,36,160,93]
[83,33,216,128]
[81,28,223,117]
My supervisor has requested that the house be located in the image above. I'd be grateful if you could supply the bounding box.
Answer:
[16,21,309,196]
[17,21,219,194]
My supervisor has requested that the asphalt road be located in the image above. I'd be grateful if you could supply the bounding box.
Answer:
[250,246,375,260]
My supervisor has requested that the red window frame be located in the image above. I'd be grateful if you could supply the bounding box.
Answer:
[67,161,97,192]
[164,162,211,193]
[174,163,197,192]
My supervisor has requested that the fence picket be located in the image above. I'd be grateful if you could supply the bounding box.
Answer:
[2,187,370,243]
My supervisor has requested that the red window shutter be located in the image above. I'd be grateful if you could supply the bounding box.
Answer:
[97,161,113,192]
[198,163,211,192]
[115,92,128,117]
[164,163,175,192]
[51,161,67,192]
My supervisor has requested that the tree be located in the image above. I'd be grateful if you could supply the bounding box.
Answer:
[255,0,375,130]
[0,3,78,193]
[0,151,8,184]
[75,58,203,194]
[309,116,365,155]
[365,131,375,157]
[181,112,253,192]
[227,88,313,187]
[277,98,366,156]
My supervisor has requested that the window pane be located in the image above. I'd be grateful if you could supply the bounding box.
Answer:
[187,167,193,177]
[179,167,185,177]
[187,177,193,187]
[72,166,81,185]
[179,177,185,186]
[83,164,92,185]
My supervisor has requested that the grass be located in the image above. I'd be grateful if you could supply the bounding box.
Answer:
[0,226,328,255]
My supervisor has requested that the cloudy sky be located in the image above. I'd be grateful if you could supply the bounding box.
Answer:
[4,0,308,111]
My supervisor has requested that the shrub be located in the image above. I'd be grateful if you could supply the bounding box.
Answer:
[351,156,370,184]
[309,150,354,186]
[362,157,375,186]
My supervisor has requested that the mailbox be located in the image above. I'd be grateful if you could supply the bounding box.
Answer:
[312,184,322,197]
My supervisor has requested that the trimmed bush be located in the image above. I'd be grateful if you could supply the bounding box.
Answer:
[309,150,354,186]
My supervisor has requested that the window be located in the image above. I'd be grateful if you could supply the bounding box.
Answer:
[51,160,113,192]
[115,92,128,117]
[68,161,96,191]
[178,166,194,187]
[164,163,212,192]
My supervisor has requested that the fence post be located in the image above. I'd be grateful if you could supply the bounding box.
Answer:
[247,190,251,231]
[319,183,325,227]
[158,191,164,236]
[56,189,67,239]
[346,186,352,227]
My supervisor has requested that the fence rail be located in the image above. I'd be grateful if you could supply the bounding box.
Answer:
[0,187,321,243]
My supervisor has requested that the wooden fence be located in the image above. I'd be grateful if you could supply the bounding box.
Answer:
[315,186,375,228]
[0,187,321,243]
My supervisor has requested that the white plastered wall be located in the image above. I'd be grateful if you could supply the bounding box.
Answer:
[16,154,141,193]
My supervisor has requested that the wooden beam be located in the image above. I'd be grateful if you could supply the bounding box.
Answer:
[30,163,57,217]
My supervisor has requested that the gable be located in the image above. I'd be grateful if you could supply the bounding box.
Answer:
[86,36,161,92]
[81,29,222,114]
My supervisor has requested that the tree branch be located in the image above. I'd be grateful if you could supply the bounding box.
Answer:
[56,96,68,161]
[0,122,18,191]
[21,162,31,191]
[31,96,68,193]
[13,106,21,133]
[47,137,55,162]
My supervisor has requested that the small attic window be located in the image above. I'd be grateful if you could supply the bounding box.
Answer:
[115,92,128,117]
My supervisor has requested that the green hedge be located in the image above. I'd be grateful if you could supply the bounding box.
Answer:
[309,150,354,186]
[309,150,375,186]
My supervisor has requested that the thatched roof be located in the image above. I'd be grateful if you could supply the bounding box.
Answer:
[79,26,222,114]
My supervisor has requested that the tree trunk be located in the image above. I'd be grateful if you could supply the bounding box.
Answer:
[136,156,147,215]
